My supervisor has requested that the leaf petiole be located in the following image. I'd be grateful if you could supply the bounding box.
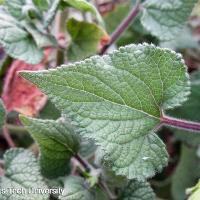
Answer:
[161,115,200,132]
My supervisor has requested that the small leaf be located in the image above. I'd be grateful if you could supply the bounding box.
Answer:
[67,18,109,61]
[167,70,200,146]
[33,0,49,11]
[0,11,43,64]
[4,0,25,20]
[20,43,189,180]
[63,0,96,14]
[119,180,155,200]
[63,0,103,25]
[141,0,198,41]
[171,144,200,200]
[22,21,57,48]
[5,0,39,20]
[20,116,80,178]
[0,148,49,200]
[59,176,94,200]
[0,99,6,128]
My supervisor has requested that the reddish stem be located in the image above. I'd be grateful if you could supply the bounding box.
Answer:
[99,0,141,55]
[161,115,200,132]
[2,126,16,148]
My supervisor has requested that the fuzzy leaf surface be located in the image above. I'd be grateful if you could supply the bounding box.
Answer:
[59,176,94,200]
[0,148,49,200]
[0,11,43,64]
[141,0,198,41]
[20,43,190,180]
[20,116,80,178]
[4,0,25,20]
[119,180,155,200]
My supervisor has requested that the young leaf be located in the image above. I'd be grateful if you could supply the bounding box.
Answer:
[167,70,200,146]
[22,22,56,48]
[63,0,96,14]
[0,148,49,200]
[59,176,94,200]
[0,99,6,128]
[119,180,155,200]
[67,18,108,61]
[33,0,49,11]
[0,12,43,64]
[20,43,190,180]
[141,0,198,41]
[5,0,39,20]
[4,0,25,20]
[63,0,103,25]
[20,116,80,178]
[171,144,200,200]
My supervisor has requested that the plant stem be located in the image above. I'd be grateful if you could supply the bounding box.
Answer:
[74,154,91,172]
[74,154,116,200]
[98,181,117,200]
[99,0,141,55]
[7,124,27,134]
[161,115,200,132]
[2,126,16,148]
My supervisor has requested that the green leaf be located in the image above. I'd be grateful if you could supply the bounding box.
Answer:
[0,12,43,64]
[39,100,61,120]
[20,43,190,180]
[33,0,49,11]
[5,0,39,20]
[167,70,200,146]
[67,18,107,61]
[171,144,200,200]
[20,116,80,178]
[0,99,6,128]
[0,148,49,200]
[63,0,96,14]
[59,176,93,200]
[160,26,200,50]
[79,138,96,158]
[119,180,155,200]
[63,0,103,25]
[141,0,198,41]
[4,0,25,20]
[187,180,200,200]
[22,21,57,48]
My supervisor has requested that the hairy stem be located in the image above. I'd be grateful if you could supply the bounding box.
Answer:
[2,126,16,148]
[99,0,141,55]
[74,154,116,200]
[161,115,200,132]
